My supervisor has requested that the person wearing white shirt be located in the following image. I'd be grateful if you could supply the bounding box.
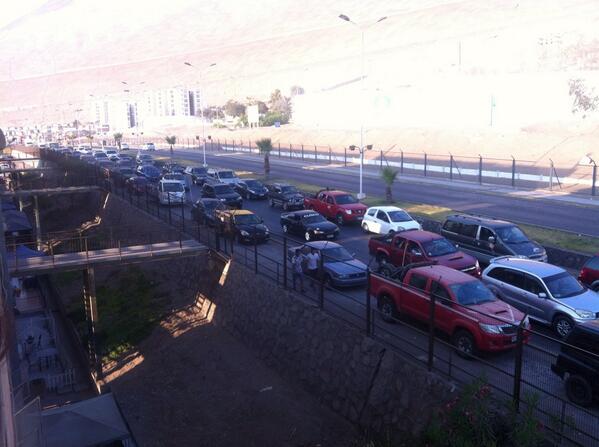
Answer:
[305,248,320,290]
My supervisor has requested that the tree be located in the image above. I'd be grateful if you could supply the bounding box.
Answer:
[87,134,94,147]
[165,135,177,158]
[381,166,399,203]
[290,85,305,96]
[113,132,123,150]
[246,97,269,114]
[256,138,273,176]
[224,100,246,117]
[0,128,5,151]
[569,78,599,118]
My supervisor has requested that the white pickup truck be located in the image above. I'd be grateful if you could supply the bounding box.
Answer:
[150,179,186,205]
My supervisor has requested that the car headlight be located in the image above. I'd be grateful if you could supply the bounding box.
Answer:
[219,198,226,201]
[264,227,269,233]
[479,323,503,334]
[575,309,596,319]
[240,230,249,237]
[337,273,349,279]
[345,209,352,215]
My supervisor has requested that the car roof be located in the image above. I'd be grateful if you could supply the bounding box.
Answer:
[398,230,442,242]
[207,182,229,187]
[289,210,322,217]
[367,206,407,213]
[160,179,181,184]
[228,210,254,216]
[319,190,350,196]
[410,264,476,285]
[445,214,515,228]
[302,241,341,249]
[489,257,564,277]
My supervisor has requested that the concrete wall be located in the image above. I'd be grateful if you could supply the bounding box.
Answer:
[199,258,454,441]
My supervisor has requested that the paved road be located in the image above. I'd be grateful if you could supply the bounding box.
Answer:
[165,147,599,237]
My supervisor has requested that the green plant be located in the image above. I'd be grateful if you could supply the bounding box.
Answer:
[113,132,123,150]
[0,128,6,150]
[260,111,289,127]
[506,393,546,447]
[381,167,399,203]
[165,135,177,158]
[256,138,273,176]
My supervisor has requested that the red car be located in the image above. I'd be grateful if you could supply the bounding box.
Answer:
[579,254,599,292]
[370,264,530,357]
[368,229,480,276]
[304,189,367,226]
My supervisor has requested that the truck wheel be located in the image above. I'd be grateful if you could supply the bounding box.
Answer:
[336,213,345,226]
[553,315,574,339]
[565,375,593,407]
[270,199,275,207]
[378,295,398,323]
[452,330,476,359]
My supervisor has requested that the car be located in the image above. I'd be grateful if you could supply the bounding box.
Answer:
[136,153,153,165]
[551,320,599,406]
[142,142,156,151]
[162,173,187,191]
[201,183,243,208]
[93,151,109,162]
[120,143,130,150]
[207,168,241,185]
[126,176,148,194]
[267,183,304,210]
[215,209,270,243]
[441,214,547,265]
[579,254,599,292]
[304,189,367,226]
[184,166,210,185]
[371,264,530,357]
[104,148,119,161]
[151,179,186,205]
[136,165,161,182]
[113,167,136,185]
[482,257,599,338]
[362,206,421,234]
[280,210,339,241]
[162,163,186,175]
[368,230,480,276]
[97,160,114,171]
[191,198,227,226]
[288,241,368,288]
[235,179,268,199]
[80,154,95,164]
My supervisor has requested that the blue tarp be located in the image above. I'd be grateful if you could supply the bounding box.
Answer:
[15,245,45,259]
[4,210,32,233]
[1,200,15,211]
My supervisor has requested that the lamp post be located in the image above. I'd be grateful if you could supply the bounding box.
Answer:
[349,144,373,199]
[339,14,387,199]
[184,61,216,167]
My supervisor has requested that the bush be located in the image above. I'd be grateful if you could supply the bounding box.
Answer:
[260,111,289,127]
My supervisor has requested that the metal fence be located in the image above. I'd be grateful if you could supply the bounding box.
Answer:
[38,148,599,445]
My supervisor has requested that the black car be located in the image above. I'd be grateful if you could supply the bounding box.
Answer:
[191,198,227,226]
[280,210,339,241]
[215,209,270,243]
[185,166,210,185]
[137,165,161,182]
[440,214,547,265]
[235,179,268,199]
[551,320,599,406]
[202,182,243,208]
[113,167,136,185]
[267,183,304,210]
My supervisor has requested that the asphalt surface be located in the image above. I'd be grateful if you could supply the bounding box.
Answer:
[82,148,599,444]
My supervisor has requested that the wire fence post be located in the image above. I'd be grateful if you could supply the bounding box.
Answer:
[344,147,347,167]
[400,150,404,174]
[427,293,436,371]
[314,145,317,162]
[167,193,172,224]
[180,198,185,232]
[449,154,454,180]
[511,156,516,187]
[424,153,428,177]
[478,155,483,184]
[283,237,288,289]
[380,150,383,169]
[278,142,281,158]
[254,237,258,274]
[145,186,149,210]
[301,144,304,161]
[592,163,597,196]
[329,146,332,164]
[366,270,372,335]
[318,254,324,309]
[512,323,524,411]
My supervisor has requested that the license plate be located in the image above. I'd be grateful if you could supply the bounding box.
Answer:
[511,336,517,343]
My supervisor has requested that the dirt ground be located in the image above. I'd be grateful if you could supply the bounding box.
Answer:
[102,305,359,447]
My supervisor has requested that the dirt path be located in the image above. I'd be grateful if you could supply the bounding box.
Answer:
[102,307,358,447]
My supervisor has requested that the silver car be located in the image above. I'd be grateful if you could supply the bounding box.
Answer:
[481,257,599,338]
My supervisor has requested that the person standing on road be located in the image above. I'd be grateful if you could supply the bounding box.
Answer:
[292,249,305,293]
[305,248,320,290]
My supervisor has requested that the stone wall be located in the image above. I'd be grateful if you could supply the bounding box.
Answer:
[199,258,454,441]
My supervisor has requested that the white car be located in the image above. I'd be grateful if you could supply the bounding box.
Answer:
[141,142,156,151]
[156,179,186,205]
[121,143,129,150]
[162,173,187,190]
[361,206,421,234]
[207,168,241,185]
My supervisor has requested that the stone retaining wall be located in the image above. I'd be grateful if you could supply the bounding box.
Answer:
[199,258,454,441]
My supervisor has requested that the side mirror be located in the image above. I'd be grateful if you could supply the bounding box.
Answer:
[538,292,547,299]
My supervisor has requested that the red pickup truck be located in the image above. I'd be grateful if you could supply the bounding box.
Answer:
[370,264,530,356]
[304,189,367,225]
[368,230,480,276]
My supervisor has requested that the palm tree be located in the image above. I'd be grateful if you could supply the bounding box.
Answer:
[165,135,177,159]
[381,166,399,203]
[113,132,123,150]
[87,134,94,148]
[256,138,273,176]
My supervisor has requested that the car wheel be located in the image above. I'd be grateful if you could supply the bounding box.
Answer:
[379,295,398,323]
[452,330,476,359]
[336,213,344,226]
[324,274,334,289]
[270,199,275,207]
[592,283,599,292]
[362,222,370,233]
[553,315,575,339]
[282,224,289,233]
[565,375,593,407]
[304,231,311,241]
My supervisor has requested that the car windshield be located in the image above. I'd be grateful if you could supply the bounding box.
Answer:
[281,186,298,194]
[234,214,261,225]
[388,210,413,222]
[245,180,263,188]
[134,177,147,184]
[422,238,458,257]
[192,168,207,174]
[218,171,235,178]
[163,183,184,192]
[544,272,585,298]
[335,194,358,205]
[322,247,353,262]
[165,174,184,180]
[214,185,234,194]
[94,153,107,157]
[449,281,496,306]
[144,167,160,176]
[495,226,529,243]
[303,214,326,224]
[201,201,219,210]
